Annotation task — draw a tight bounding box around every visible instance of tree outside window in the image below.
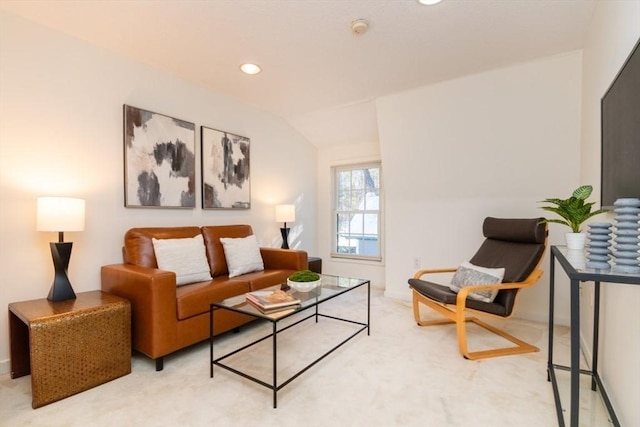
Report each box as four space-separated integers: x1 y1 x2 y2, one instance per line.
333 163 381 260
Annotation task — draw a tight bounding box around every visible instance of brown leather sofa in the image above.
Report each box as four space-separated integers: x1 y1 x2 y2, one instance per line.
101 225 307 371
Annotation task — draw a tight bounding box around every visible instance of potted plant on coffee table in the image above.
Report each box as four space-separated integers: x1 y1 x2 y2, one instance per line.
538 185 608 250
287 270 321 292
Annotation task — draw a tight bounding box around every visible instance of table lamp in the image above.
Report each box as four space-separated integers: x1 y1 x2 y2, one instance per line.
37 197 85 302
275 204 295 249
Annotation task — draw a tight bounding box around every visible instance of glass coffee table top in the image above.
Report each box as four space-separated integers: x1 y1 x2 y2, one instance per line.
213 274 369 320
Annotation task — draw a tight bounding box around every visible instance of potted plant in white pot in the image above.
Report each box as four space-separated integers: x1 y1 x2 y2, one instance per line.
287 270 321 292
539 185 608 250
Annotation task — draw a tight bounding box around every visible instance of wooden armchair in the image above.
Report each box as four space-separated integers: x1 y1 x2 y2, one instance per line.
408 217 547 360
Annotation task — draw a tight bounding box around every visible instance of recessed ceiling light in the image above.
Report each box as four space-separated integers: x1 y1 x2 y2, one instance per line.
418 0 442 5
240 63 261 75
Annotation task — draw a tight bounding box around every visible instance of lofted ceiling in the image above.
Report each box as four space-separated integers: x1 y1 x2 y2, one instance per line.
1 0 596 146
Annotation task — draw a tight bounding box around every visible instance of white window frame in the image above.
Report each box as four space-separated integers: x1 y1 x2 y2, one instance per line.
331 162 383 262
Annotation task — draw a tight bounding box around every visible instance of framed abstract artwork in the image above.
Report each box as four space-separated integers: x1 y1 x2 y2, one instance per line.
123 105 196 208
201 126 251 209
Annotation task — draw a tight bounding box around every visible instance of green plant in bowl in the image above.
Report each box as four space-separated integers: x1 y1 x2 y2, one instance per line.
288 270 321 282
287 270 321 292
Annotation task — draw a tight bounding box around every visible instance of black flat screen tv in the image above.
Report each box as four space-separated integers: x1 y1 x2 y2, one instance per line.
601 37 640 209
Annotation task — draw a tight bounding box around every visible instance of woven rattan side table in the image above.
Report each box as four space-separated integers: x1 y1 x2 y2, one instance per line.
9 290 131 408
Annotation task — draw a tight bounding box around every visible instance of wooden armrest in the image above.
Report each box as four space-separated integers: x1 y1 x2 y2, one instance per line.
413 268 457 280
455 269 543 307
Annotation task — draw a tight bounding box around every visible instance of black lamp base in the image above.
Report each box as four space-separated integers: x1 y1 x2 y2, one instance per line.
280 227 290 249
47 242 77 302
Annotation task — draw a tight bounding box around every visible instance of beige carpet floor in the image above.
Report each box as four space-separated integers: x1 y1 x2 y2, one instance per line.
0 287 611 427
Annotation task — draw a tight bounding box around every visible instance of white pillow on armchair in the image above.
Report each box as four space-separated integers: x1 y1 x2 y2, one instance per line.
448 261 505 303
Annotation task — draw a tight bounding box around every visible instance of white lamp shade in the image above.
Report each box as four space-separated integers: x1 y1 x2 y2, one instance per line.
275 204 295 223
37 197 85 232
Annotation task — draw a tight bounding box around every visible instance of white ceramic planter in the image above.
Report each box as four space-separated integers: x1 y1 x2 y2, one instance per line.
287 278 321 292
565 232 587 250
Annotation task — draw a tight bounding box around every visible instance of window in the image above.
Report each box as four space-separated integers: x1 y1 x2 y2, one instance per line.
332 163 382 261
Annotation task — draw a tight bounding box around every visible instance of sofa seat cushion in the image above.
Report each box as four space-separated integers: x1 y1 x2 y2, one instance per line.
237 269 296 291
176 277 251 320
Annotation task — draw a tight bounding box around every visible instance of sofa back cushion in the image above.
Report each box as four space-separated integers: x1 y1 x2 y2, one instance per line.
124 227 201 268
201 225 254 277
220 235 265 278
152 234 213 285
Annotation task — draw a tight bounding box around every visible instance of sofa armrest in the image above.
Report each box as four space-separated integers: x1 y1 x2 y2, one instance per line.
260 248 308 271
100 264 179 358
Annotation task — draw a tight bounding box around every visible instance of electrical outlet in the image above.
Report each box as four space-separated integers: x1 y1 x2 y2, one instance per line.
414 257 420 269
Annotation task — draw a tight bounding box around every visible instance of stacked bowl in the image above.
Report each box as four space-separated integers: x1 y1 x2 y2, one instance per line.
586 222 613 270
611 198 640 274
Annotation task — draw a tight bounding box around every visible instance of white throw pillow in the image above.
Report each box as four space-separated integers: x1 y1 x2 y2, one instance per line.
152 235 212 286
448 261 505 303
220 235 264 278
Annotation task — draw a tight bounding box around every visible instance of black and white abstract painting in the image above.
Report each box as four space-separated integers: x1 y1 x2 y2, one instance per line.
124 105 196 208
201 126 250 209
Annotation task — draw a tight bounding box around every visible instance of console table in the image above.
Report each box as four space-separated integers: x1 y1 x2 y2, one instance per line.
548 246 639 427
9 291 131 408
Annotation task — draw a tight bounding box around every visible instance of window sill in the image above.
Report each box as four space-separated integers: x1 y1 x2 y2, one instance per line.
330 253 383 264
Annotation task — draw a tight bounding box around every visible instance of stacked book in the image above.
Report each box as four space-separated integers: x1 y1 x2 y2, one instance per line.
246 289 301 314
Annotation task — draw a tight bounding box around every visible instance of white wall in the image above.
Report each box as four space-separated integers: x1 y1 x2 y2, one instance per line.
316 142 385 288
3 6 638 423
0 12 317 371
578 2 640 426
376 51 584 325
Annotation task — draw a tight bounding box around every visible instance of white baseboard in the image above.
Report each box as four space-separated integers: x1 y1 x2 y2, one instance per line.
383 289 411 302
0 359 10 376
516 309 569 326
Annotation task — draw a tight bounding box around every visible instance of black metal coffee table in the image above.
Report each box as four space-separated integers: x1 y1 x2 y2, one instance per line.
209 274 370 408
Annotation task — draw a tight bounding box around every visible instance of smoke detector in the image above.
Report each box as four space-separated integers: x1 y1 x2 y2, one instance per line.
350 19 369 35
